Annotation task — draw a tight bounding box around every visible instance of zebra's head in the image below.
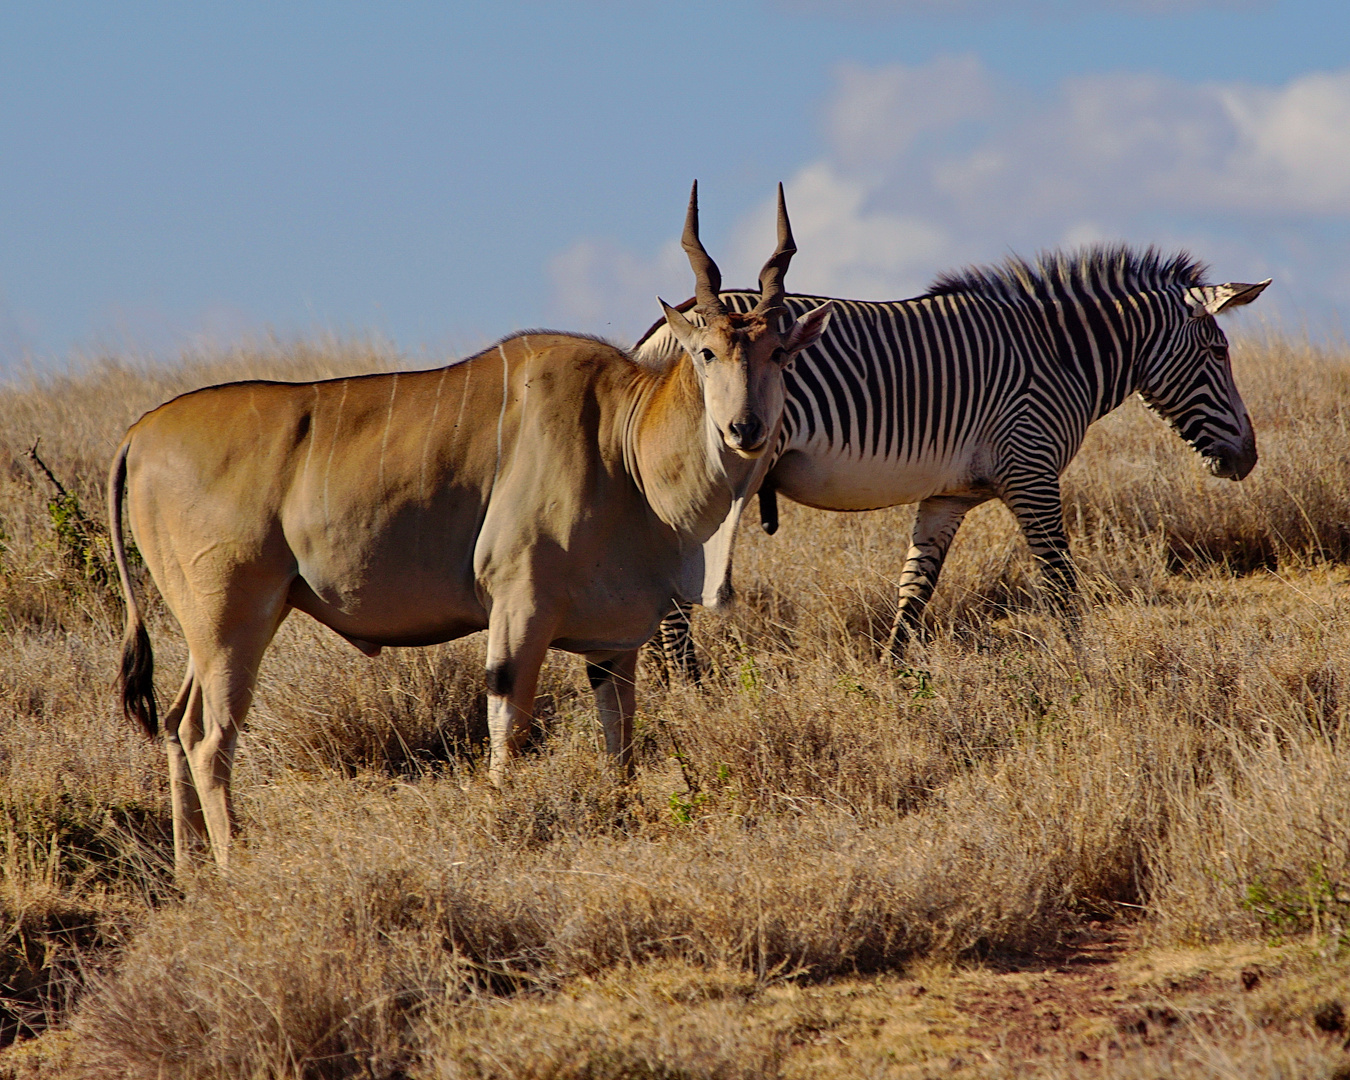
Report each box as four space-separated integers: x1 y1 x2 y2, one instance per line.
1138 278 1270 481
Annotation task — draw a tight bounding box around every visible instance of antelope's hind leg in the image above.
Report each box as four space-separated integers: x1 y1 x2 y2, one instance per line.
586 648 639 776
162 659 208 873
175 601 291 870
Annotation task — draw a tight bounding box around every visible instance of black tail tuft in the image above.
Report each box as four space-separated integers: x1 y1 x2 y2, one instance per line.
120 617 158 738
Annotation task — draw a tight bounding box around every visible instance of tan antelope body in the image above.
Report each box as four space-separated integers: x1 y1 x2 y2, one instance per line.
110 184 832 871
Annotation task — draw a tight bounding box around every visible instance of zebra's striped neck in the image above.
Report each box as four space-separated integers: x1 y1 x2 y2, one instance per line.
638 286 1171 453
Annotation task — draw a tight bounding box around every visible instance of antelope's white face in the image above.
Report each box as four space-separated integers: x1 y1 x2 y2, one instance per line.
659 180 832 458
661 304 833 457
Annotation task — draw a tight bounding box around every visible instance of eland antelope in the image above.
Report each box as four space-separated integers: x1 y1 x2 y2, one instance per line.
638 247 1267 672
110 183 833 871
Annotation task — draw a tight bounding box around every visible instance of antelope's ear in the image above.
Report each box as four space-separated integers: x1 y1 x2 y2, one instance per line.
660 298 706 360
1185 279 1271 318
784 301 834 357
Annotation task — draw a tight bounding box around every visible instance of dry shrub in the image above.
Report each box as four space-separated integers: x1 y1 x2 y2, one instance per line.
69 752 1134 1078
422 963 783 1080
242 625 492 778
0 632 169 1045
238 622 601 782
0 629 171 874
1152 728 1350 944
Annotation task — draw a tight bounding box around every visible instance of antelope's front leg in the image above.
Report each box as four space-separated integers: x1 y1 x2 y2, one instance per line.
484 610 553 787
586 649 639 775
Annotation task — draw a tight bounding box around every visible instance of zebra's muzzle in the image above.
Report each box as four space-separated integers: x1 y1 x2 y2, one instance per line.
1205 439 1257 481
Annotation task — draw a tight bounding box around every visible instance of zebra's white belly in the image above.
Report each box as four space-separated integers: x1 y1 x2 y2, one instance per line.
772 444 991 511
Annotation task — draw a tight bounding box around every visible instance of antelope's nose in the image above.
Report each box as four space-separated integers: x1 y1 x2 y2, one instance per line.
727 419 766 452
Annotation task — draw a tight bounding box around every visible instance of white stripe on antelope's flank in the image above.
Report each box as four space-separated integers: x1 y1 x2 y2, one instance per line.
495 343 510 485
420 365 450 504
636 247 1268 677
322 379 349 532
378 372 398 491
108 181 833 875
302 383 320 491
452 354 473 437
518 334 535 421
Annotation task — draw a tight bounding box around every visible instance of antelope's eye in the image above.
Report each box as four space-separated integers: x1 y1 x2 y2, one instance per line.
699 348 717 364
770 347 787 364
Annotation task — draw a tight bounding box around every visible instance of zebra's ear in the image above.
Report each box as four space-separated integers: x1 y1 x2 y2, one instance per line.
784 301 834 360
660 298 707 361
1185 279 1272 318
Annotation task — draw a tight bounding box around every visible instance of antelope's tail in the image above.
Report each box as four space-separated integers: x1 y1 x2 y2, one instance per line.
108 439 157 737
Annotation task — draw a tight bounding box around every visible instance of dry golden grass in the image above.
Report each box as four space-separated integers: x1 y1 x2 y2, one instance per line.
2 333 1349 1078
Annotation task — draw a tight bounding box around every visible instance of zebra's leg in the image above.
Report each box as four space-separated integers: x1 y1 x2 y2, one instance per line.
644 637 671 687
659 601 702 685
887 495 984 660
1001 476 1080 621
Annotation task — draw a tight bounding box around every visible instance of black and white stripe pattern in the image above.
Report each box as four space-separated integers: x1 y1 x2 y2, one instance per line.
636 245 1265 669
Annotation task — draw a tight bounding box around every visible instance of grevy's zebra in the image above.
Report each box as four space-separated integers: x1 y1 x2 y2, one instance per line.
636 246 1269 672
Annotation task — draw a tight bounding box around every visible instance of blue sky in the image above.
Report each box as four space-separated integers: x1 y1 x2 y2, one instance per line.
2 1 1347 371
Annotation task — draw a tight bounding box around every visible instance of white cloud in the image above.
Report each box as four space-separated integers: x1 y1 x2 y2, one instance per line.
826 56 994 168
921 68 1350 220
550 57 1350 336
1215 71 1350 212
547 237 689 342
725 163 954 300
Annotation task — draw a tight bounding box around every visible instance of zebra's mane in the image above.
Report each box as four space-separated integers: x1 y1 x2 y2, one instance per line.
924 244 1210 303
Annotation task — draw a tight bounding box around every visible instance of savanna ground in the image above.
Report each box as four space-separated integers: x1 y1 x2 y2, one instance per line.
2 333 1350 1078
